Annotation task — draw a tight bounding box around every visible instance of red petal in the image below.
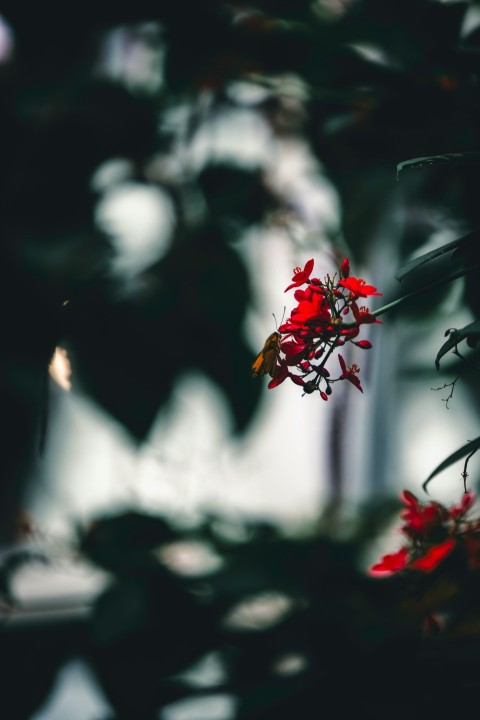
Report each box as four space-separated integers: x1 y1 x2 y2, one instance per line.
289 374 305 386
268 374 287 389
411 539 455 571
304 258 314 276
401 490 418 506
370 547 409 576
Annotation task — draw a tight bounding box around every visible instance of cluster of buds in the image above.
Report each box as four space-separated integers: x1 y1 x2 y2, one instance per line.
269 257 382 398
370 490 480 575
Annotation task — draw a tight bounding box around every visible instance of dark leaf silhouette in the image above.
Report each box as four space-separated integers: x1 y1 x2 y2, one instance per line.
423 436 480 491
435 320 480 370
397 152 480 180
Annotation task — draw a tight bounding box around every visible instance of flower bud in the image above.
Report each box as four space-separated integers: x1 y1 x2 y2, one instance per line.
304 380 317 394
356 340 372 349
340 258 350 278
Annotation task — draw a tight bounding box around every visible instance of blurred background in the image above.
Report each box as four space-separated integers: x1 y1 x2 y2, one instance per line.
2 1 480 718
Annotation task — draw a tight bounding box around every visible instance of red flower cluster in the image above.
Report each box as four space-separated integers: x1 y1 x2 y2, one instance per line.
370 490 479 576
269 258 382 397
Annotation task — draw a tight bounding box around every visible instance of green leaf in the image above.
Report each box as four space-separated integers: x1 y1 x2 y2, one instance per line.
397 152 480 180
423 436 480 491
435 320 480 370
395 228 480 283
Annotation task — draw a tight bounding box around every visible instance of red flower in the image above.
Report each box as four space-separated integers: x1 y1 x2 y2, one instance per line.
289 286 332 329
284 258 315 292
267 362 289 389
400 494 448 540
267 362 305 389
351 303 382 325
339 276 382 298
370 547 409 576
411 538 456 571
281 338 309 365
338 354 363 392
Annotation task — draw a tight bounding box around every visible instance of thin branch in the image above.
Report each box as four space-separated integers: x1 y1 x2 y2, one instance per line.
431 377 459 409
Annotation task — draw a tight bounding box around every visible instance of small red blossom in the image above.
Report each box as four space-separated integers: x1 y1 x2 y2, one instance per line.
289 288 332 328
284 258 315 292
281 338 309 365
267 362 305 389
338 354 363 392
370 490 480 632
339 276 382 298
399 491 449 540
351 303 382 325
372 491 479 576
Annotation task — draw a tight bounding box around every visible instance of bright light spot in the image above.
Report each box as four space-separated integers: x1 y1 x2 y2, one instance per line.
0 16 14 63
97 23 165 94
461 6 480 38
157 540 223 577
49 347 72 391
176 652 226 688
189 108 272 171
311 0 358 21
222 591 295 631
348 42 399 68
226 80 272 106
31 659 112 720
91 157 134 193
272 652 308 676
95 181 175 278
162 694 236 720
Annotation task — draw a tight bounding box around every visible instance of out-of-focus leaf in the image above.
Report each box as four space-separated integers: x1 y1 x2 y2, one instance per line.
395 228 480 283
68 293 181 441
397 152 480 180
435 320 480 370
79 511 178 574
423 436 480 491
198 164 272 224
90 571 218 716
0 618 87 720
